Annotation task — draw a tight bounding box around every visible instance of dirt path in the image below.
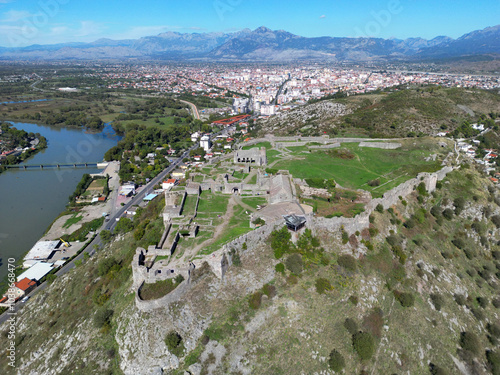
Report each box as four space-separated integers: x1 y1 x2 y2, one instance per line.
183 195 237 261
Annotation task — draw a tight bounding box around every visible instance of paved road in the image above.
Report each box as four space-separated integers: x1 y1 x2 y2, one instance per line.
0 143 200 326
179 100 200 120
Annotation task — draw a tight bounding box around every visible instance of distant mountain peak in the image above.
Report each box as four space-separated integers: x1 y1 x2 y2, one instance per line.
0 24 498 61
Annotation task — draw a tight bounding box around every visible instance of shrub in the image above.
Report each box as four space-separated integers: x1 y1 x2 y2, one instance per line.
262 284 276 298
471 307 485 321
368 179 380 187
275 263 285 274
417 182 427 196
451 238 465 249
341 229 349 244
375 204 384 213
430 293 445 311
404 218 415 229
165 331 183 355
344 318 358 334
486 350 500 375
349 295 359 305
454 294 466 306
487 323 500 339
315 278 332 294
368 227 379 238
460 332 481 356
286 275 298 285
328 349 345 372
493 297 500 309
477 296 489 308
492 215 500 228
442 208 454 220
285 253 303 275
94 308 113 329
430 206 441 218
352 331 376 360
249 291 263 309
338 254 357 271
98 257 119 277
270 227 292 259
429 363 450 375
393 290 415 307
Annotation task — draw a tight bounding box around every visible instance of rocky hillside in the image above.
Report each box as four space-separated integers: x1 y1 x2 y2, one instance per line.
260 87 500 138
2 153 500 374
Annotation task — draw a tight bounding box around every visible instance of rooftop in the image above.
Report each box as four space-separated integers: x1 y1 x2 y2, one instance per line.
24 240 61 261
17 262 54 282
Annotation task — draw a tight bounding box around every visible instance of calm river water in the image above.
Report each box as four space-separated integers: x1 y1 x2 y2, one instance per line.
0 122 120 280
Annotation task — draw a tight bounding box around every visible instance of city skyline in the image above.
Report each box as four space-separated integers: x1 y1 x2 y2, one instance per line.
0 0 499 47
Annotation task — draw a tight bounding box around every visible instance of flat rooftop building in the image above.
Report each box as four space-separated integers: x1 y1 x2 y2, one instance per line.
17 262 54 282
24 240 61 264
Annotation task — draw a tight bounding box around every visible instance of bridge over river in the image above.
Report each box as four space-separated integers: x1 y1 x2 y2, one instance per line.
3 162 108 170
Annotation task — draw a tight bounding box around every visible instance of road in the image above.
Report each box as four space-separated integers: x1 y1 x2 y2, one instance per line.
179 100 200 120
0 143 200 326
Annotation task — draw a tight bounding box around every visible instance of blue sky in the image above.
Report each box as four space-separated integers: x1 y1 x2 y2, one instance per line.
0 0 499 47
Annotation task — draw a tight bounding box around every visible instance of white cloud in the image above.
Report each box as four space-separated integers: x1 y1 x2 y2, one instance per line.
319 15 326 19
1 10 34 23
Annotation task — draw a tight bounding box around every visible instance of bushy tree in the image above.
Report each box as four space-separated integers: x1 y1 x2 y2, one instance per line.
352 331 376 360
285 253 303 275
328 349 345 372
338 254 357 271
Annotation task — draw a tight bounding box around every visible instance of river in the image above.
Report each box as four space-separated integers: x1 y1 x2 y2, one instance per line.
0 122 120 281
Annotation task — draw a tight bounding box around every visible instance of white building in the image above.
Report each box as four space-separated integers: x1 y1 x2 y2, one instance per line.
200 135 212 151
260 105 275 116
191 132 200 142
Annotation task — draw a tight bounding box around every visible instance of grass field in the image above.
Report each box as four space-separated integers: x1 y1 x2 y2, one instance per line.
200 204 252 255
242 141 272 150
197 192 229 214
240 196 267 209
63 213 83 229
182 195 198 216
274 142 445 197
267 150 282 164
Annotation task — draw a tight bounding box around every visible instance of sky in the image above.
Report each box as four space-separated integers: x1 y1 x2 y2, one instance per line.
0 0 499 47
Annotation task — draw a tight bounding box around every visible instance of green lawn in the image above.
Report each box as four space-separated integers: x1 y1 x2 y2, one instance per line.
274 143 443 197
242 141 272 150
267 150 282 164
197 193 229 214
241 197 267 209
182 195 198 216
63 213 83 229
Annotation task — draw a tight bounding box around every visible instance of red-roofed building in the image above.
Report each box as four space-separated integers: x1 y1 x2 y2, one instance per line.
0 278 36 306
162 178 178 190
15 278 36 294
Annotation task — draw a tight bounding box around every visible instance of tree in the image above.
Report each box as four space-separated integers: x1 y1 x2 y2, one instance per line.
100 230 112 243
328 349 345 372
352 331 376 360
165 331 183 355
94 308 113 329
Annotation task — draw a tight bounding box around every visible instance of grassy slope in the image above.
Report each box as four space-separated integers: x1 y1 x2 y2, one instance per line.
262 87 500 138
4 164 500 375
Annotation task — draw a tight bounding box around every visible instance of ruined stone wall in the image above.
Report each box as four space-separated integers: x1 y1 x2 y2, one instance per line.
359 142 401 149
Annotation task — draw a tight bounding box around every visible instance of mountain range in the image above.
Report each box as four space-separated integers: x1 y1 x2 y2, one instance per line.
0 25 499 62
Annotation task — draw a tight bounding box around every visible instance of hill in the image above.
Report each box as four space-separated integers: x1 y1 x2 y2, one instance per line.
1 25 499 62
2 134 500 374
260 87 500 138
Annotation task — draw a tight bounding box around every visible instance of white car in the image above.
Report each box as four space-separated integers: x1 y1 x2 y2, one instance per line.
21 296 30 303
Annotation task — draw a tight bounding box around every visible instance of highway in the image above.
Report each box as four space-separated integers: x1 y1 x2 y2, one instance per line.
0 143 199 326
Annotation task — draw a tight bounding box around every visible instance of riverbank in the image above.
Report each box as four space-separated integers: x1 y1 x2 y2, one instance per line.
0 122 48 173
0 122 120 283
